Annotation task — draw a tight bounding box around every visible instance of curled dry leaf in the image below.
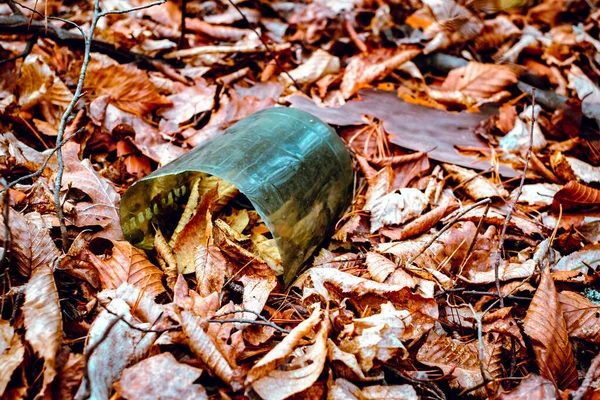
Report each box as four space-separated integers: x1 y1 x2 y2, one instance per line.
328 378 418 400
499 105 547 154
444 163 508 199
86 239 166 297
568 64 600 125
338 302 436 371
75 297 163 400
23 265 63 398
368 188 428 233
60 142 122 239
195 244 227 297
249 306 330 400
114 353 208 400
0 132 54 176
341 48 421 98
512 183 561 208
0 208 61 277
559 291 600 343
365 252 396 283
523 266 578 390
84 55 171 115
0 320 25 395
240 273 278 321
552 181 600 212
17 54 73 110
179 310 244 391
328 339 382 382
282 49 340 87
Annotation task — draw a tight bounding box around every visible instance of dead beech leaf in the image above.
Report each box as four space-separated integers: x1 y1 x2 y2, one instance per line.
512 183 561 208
0 132 55 176
282 49 340 87
568 64 600 125
249 306 330 400
115 353 207 400
0 320 25 395
240 273 277 321
365 252 396 283
552 181 600 212
497 373 557 400
23 265 63 398
523 266 578 390
444 163 508 199
75 297 165 400
499 105 547 154
60 143 122 239
195 244 227 297
368 188 428 233
341 48 421 98
441 62 518 102
328 339 382 382
553 243 600 273
179 310 244 391
55 352 85 400
328 378 418 400
86 239 166 297
416 329 486 396
338 302 435 371
84 55 171 115
559 291 600 342
0 208 61 277
17 54 73 110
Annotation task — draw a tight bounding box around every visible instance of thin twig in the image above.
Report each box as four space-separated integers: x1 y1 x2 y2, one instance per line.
207 318 290 333
97 301 179 333
493 90 536 307
179 0 186 48
383 365 447 400
0 35 36 65
97 0 166 17
468 303 488 392
225 0 300 91
406 198 492 266
211 309 290 333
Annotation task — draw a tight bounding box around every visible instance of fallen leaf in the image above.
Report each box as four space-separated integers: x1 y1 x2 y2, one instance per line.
328 378 418 400
114 353 208 400
441 62 519 102
553 243 600 273
0 132 54 176
367 188 428 233
85 239 166 297
282 49 340 87
523 266 578 390
559 290 600 343
341 48 421 98
497 373 557 399
444 163 508 199
365 252 396 283
23 265 63 398
0 320 25 395
552 181 600 212
568 64 600 125
195 244 227 297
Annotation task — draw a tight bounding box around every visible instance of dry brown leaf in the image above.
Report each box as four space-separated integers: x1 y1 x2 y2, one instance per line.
512 183 562 208
338 302 435 371
552 181 600 212
249 306 330 400
240 273 277 321
559 291 600 342
114 353 207 400
60 143 122 239
195 244 227 297
568 64 600 125
180 310 244 391
328 339 383 382
173 187 218 274
365 252 396 283
17 54 73 110
328 378 418 400
55 352 85 400
444 163 508 199
84 55 171 115
441 62 518 100
0 208 61 277
75 296 165 400
0 320 25 395
186 18 252 40
86 239 166 297
523 266 578 390
416 328 486 396
341 48 421 98
23 265 63 398
0 132 54 176
497 373 557 399
282 49 340 87
367 188 428 233
157 81 216 126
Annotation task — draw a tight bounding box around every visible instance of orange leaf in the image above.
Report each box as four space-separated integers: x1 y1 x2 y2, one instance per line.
559 291 600 343
523 266 578 390
552 181 600 212
441 62 519 101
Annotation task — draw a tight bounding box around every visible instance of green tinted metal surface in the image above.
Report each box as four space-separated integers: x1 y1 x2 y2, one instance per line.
120 107 353 285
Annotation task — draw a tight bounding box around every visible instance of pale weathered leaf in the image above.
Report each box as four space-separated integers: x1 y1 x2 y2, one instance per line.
368 188 428 233
24 265 63 398
75 297 162 400
568 64 600 125
553 243 600 273
497 373 557 399
282 49 340 87
365 252 396 283
523 266 578 390
0 208 61 276
0 132 54 176
114 353 207 400
0 320 25 395
17 54 72 110
250 306 330 400
444 163 508 199
86 239 166 297
328 378 418 400
195 244 227 297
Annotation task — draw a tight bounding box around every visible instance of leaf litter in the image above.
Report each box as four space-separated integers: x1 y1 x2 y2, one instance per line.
2 0 600 398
